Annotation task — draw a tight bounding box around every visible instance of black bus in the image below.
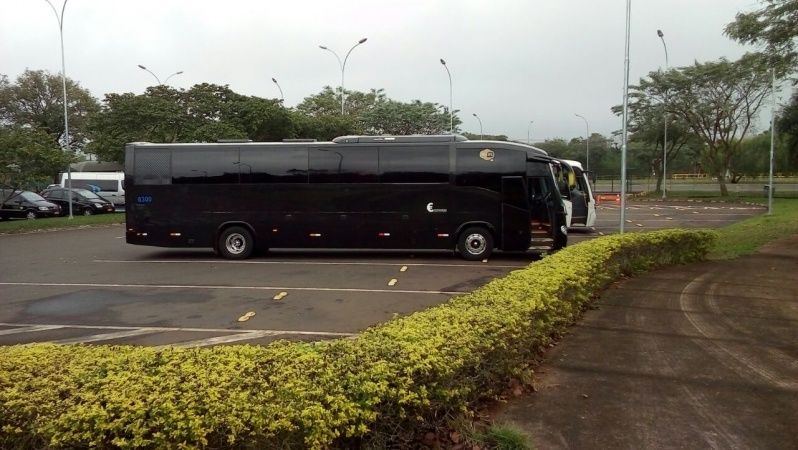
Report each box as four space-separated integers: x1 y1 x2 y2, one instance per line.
125 135 568 260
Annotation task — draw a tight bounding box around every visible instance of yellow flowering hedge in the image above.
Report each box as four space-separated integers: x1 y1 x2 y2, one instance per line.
0 229 716 449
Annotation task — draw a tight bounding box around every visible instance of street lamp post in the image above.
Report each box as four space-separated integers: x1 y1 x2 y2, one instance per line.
271 77 284 103
657 29 669 199
472 113 483 139
575 113 590 171
440 59 453 133
137 64 183 85
319 38 368 114
620 0 632 234
527 120 534 145
45 0 73 218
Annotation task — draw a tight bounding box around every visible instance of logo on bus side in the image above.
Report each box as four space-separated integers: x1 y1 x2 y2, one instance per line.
426 202 447 213
479 149 495 161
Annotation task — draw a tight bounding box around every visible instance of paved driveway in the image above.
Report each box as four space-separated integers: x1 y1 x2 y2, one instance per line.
0 201 764 347
498 234 798 450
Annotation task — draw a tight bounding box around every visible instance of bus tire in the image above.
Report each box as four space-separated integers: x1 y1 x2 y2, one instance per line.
457 227 494 261
218 226 254 260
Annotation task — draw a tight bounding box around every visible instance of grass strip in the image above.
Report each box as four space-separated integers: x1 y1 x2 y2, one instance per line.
0 213 124 234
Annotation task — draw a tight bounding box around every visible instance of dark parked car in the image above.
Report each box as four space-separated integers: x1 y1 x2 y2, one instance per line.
0 190 61 220
40 187 115 216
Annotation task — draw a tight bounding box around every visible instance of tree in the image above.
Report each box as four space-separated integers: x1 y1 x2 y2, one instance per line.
778 91 798 168
724 0 798 73
296 87 386 118
0 126 75 189
464 133 508 141
227 96 296 142
733 131 791 179
613 87 699 192
0 69 100 151
87 88 187 162
88 84 295 162
296 87 462 137
360 99 454 135
629 54 773 195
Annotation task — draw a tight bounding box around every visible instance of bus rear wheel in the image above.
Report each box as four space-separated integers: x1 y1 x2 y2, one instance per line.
218 226 254 260
457 227 494 261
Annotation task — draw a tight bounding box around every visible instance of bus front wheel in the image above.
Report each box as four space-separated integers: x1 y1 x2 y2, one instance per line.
218 226 254 260
457 227 494 261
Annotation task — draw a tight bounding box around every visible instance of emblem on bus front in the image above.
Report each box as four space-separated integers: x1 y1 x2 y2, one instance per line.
426 202 447 213
479 149 495 161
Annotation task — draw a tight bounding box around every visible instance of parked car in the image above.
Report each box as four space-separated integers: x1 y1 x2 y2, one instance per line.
0 189 61 220
40 187 115 216
58 172 125 206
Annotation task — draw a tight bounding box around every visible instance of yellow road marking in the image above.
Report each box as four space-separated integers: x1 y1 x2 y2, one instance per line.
273 291 288 300
237 311 256 322
388 278 398 286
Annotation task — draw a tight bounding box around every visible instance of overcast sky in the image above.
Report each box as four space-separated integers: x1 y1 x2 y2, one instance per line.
0 0 780 142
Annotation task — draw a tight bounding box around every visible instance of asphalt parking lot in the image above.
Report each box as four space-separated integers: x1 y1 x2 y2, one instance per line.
0 201 765 347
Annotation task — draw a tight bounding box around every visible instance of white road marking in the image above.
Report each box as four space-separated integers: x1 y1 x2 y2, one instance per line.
167 330 279 348
51 328 161 344
0 281 466 295
0 322 355 338
0 325 63 336
93 259 526 269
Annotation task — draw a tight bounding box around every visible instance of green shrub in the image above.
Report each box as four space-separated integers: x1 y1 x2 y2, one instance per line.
0 229 716 449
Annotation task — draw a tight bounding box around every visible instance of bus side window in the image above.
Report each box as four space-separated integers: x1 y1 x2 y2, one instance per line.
529 177 548 201
134 148 172 185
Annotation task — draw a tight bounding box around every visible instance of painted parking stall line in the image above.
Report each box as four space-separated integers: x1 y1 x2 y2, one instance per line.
165 330 280 348
0 282 468 295
52 328 161 344
0 322 355 346
0 325 64 336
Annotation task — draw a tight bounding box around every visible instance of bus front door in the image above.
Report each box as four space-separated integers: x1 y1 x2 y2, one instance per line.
501 176 531 251
570 187 589 226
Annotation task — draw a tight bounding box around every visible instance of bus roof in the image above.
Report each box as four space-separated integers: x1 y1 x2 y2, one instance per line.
128 135 551 160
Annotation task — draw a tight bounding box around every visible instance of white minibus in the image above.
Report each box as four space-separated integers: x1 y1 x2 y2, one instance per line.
60 172 125 206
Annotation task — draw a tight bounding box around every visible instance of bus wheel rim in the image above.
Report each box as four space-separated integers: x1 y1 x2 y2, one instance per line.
465 233 486 255
225 233 247 254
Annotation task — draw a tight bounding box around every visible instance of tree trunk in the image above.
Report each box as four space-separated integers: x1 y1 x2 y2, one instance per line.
718 172 729 196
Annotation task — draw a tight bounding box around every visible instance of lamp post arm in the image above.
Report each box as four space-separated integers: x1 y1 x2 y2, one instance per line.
163 71 183 85
272 78 284 103
340 40 365 115
139 66 161 85
659 37 669 68
441 62 453 133
321 47 344 113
